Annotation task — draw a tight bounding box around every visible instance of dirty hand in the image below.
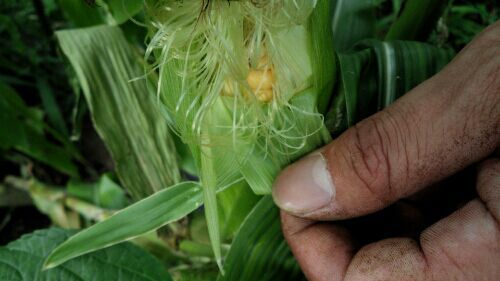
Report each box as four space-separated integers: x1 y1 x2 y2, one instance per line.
272 22 500 281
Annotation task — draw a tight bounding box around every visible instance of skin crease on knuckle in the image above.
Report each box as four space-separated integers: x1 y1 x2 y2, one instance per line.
339 109 415 205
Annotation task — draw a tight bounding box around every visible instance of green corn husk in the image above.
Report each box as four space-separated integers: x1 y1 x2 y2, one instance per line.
145 0 335 270
147 0 335 192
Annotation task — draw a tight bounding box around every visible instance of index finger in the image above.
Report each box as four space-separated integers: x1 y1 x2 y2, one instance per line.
273 21 500 221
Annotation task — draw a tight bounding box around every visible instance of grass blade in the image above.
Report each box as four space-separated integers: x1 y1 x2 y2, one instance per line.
200 143 224 272
44 181 203 269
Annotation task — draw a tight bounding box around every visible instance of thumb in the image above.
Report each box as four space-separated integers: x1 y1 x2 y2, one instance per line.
272 23 500 220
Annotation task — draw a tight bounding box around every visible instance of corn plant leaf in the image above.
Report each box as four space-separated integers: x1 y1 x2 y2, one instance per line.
327 40 454 134
37 78 69 136
200 144 224 272
217 181 260 240
105 0 143 24
331 0 377 52
310 0 336 114
219 196 303 281
0 228 172 281
385 0 448 41
44 181 203 269
0 82 79 177
57 0 105 27
56 25 180 200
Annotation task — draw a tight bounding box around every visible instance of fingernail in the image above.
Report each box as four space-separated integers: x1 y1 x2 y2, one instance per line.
272 152 335 213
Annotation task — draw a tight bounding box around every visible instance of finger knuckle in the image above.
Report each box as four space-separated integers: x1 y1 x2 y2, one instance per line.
346 116 394 204
345 107 418 203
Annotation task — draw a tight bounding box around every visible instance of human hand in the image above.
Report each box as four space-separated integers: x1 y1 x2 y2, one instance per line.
272 21 500 281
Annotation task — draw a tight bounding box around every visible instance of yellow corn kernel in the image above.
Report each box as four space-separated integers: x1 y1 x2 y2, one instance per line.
255 89 273 102
246 69 274 90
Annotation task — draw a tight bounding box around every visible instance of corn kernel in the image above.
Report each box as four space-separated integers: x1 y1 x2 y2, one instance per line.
255 89 273 102
246 69 274 90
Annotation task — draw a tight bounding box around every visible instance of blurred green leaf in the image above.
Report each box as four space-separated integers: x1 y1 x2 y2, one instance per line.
217 181 260 240
179 239 229 258
67 174 127 209
56 25 180 200
57 0 105 27
331 0 377 51
172 268 218 281
189 211 210 244
385 0 448 41
0 82 79 176
28 179 81 228
37 78 69 136
0 228 172 281
44 181 203 269
444 4 499 48
105 0 143 24
219 196 303 281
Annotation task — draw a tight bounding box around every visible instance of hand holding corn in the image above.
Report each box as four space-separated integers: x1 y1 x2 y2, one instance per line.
273 21 500 281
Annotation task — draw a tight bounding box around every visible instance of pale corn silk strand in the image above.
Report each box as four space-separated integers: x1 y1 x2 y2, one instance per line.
145 0 324 179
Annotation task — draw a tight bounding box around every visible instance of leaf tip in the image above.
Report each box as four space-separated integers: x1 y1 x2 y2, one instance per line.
42 259 56 271
216 258 225 276
43 250 63 271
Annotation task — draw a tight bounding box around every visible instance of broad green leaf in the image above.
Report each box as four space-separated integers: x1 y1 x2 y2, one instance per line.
0 228 172 281
219 196 303 281
44 181 203 269
56 26 180 200
331 0 377 51
385 0 448 41
0 82 79 177
327 40 454 132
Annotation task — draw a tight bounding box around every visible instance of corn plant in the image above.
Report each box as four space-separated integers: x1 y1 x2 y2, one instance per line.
0 0 468 280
